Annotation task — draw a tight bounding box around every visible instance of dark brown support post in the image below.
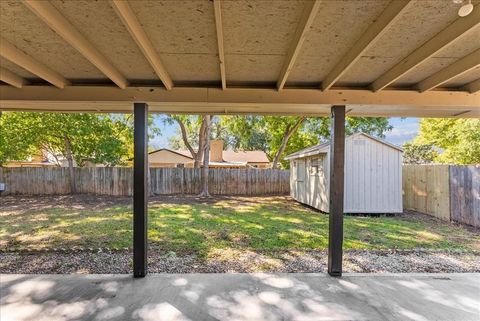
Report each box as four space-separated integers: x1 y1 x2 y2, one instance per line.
328 105 345 277
133 102 148 278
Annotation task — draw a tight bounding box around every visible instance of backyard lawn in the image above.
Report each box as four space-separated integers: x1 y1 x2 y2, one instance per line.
1 195 479 257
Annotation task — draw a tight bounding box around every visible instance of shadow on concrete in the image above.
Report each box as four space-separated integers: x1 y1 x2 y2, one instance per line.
1 273 479 321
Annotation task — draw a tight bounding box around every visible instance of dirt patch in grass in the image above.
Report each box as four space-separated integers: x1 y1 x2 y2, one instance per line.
0 194 132 213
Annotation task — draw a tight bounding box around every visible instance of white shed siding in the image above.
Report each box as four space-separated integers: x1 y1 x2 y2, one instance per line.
289 133 402 214
342 135 402 213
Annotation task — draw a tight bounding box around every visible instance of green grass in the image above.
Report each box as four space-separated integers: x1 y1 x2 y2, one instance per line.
1 196 478 256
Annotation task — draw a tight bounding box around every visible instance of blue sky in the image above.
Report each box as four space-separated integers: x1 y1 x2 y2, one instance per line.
150 115 176 148
150 116 420 149
384 117 419 146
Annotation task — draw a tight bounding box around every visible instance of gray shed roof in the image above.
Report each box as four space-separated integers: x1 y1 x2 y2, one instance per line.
284 132 402 161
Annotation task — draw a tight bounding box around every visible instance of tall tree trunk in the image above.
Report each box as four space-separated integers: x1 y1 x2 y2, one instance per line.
272 116 306 169
42 143 61 167
199 115 211 197
64 135 76 193
194 118 207 168
174 116 209 168
175 118 198 163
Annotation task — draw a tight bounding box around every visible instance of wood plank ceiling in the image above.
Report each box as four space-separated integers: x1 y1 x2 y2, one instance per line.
0 0 479 117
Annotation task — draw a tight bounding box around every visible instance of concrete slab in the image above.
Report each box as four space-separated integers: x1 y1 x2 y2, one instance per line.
1 273 479 321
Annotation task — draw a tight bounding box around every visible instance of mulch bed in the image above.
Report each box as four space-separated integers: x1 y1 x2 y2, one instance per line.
1 248 479 274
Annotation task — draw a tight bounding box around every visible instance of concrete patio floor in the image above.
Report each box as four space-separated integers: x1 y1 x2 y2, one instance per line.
1 273 479 321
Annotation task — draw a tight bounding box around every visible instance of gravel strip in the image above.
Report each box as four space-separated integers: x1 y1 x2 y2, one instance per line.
1 249 479 274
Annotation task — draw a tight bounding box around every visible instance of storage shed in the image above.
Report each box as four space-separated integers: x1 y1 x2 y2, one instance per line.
285 133 403 214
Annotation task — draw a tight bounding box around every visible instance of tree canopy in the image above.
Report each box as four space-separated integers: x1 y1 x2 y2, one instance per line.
413 118 480 165
0 112 133 166
402 142 437 164
167 115 392 168
0 112 40 165
220 116 392 168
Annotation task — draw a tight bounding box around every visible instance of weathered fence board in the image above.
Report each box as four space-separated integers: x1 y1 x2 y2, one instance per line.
403 164 479 227
0 167 290 196
402 165 450 221
450 165 480 227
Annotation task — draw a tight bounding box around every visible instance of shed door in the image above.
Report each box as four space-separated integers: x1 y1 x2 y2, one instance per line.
296 160 306 202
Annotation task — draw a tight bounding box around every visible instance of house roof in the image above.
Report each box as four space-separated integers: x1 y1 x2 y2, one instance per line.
149 148 270 163
0 1 479 117
223 150 270 163
284 132 403 160
148 148 193 160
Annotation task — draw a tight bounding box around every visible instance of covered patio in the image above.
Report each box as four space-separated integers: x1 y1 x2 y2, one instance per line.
1 0 479 278
2 273 479 321
0 1 479 318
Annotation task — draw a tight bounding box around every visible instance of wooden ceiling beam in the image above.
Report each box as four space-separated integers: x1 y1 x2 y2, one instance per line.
321 0 411 91
0 67 29 88
1 88 478 117
23 0 129 89
110 0 173 90
371 4 480 92
0 38 69 88
213 0 226 90
416 49 480 92
1 86 478 112
462 78 480 93
277 0 321 90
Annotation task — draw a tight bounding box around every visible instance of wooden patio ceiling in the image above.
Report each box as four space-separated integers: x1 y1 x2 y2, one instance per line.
0 0 479 117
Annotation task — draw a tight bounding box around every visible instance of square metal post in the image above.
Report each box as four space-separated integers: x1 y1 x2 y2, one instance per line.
328 105 345 277
133 102 148 278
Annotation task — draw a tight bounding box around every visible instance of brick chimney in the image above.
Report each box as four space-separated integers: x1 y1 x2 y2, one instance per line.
210 139 224 162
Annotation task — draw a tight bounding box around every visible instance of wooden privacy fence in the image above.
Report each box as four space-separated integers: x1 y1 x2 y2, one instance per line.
0 167 290 196
403 165 480 227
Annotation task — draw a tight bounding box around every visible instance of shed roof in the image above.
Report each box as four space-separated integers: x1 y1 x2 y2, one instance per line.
0 0 479 117
284 132 403 160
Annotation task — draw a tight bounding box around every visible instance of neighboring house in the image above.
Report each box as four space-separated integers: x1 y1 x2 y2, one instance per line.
148 149 194 168
3 150 92 168
285 133 403 214
149 140 272 169
4 151 57 168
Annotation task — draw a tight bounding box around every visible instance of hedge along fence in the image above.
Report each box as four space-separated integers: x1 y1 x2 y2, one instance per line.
403 165 480 227
0 167 290 196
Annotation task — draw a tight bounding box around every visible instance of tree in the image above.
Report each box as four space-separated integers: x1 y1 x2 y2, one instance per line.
167 115 209 168
167 115 392 169
0 112 41 165
402 142 437 164
271 117 306 169
415 118 480 164
219 115 269 151
0 112 132 192
168 116 226 151
199 115 212 197
166 114 214 196
220 116 312 168
221 115 392 169
109 114 161 160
